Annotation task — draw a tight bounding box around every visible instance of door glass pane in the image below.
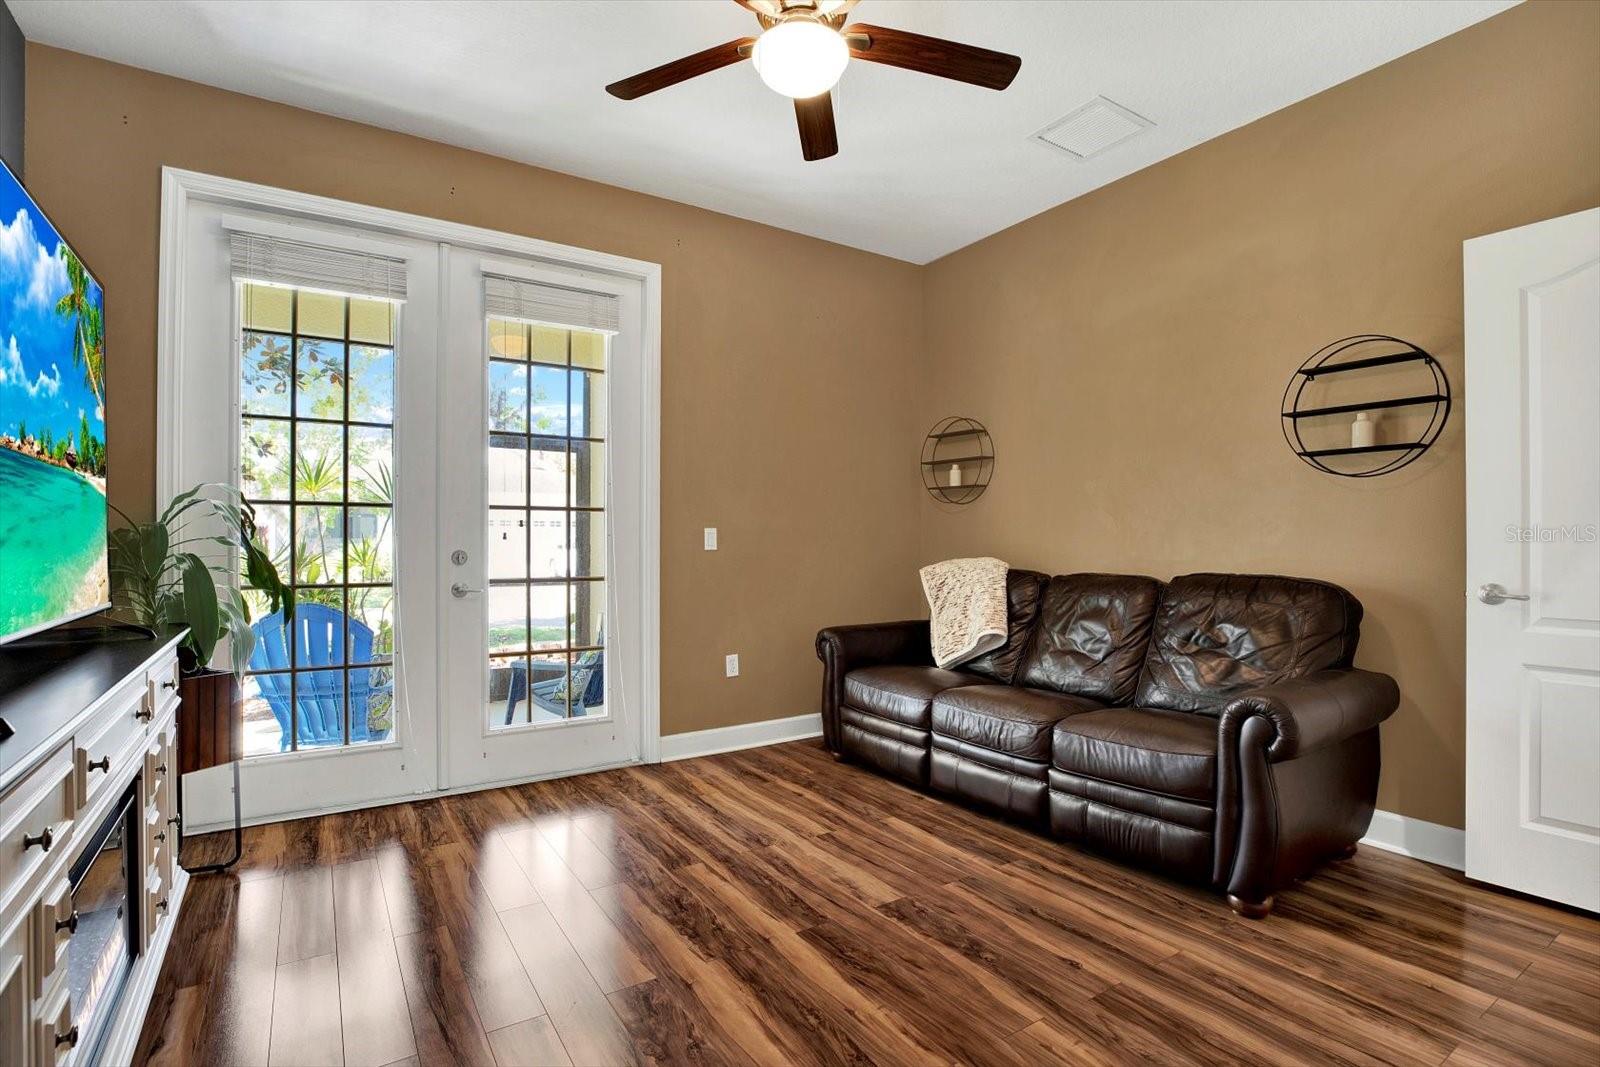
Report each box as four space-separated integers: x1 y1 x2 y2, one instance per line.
295 338 345 419
242 672 288 756
348 586 395 663
529 365 568 436
349 344 395 424
484 315 609 730
530 584 566 651
529 441 567 508
489 510 528 580
349 427 393 502
570 441 604 508
489 362 528 432
295 506 345 585
241 418 291 499
489 434 529 508
347 506 393 583
295 423 345 501
241 332 293 416
570 581 603 648
353 666 395 743
239 282 399 753
571 511 604 578
529 511 567 579
296 290 346 339
488 585 528 654
571 369 605 438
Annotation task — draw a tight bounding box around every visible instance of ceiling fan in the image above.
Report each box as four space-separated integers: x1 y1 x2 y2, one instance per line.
604 0 1022 162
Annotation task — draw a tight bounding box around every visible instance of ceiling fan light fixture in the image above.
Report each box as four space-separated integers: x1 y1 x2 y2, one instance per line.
752 17 849 99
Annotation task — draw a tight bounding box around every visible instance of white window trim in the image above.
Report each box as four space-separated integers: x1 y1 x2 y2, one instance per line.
156 166 663 764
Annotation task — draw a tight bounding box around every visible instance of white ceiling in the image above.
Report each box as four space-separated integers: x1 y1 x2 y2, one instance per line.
12 0 1515 263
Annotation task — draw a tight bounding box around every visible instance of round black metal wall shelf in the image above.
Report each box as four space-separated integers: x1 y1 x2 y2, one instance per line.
1281 334 1451 478
922 416 994 504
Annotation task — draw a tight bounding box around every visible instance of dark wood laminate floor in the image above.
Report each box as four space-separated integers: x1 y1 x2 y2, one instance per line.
136 739 1600 1067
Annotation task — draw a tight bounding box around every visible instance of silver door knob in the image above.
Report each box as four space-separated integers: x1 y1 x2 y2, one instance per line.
450 582 483 599
1478 582 1531 605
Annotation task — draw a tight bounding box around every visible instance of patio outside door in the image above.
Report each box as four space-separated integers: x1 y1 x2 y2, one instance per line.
438 251 651 789
165 171 659 829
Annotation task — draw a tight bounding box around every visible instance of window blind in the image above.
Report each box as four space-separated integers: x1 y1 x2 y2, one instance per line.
483 274 620 334
228 231 408 302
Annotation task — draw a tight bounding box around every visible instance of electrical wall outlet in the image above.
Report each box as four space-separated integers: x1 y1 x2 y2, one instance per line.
704 527 718 550
724 653 739 677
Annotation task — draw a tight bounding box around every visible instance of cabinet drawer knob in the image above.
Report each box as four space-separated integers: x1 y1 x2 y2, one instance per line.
135 706 153 723
155 830 167 843
23 826 54 852
156 896 170 914
55 1025 78 1049
56 910 79 935
161 679 177 691
155 763 168 776
168 815 182 828
86 755 112 774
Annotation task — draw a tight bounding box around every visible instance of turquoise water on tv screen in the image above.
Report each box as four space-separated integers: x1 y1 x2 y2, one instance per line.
0 448 109 636
1 157 110 639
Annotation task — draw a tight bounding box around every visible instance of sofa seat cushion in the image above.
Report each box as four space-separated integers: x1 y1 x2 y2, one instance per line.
844 665 988 728
932 685 1105 762
1050 707 1217 802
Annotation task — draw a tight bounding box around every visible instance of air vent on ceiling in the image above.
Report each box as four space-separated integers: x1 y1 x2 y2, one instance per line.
1032 97 1153 161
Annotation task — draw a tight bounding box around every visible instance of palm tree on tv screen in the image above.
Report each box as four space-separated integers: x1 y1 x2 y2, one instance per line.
54 246 106 412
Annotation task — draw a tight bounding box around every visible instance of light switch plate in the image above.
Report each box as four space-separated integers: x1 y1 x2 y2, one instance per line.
724 653 739 677
704 527 718 550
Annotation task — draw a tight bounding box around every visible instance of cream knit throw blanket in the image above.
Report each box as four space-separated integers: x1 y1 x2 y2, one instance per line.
919 557 1009 669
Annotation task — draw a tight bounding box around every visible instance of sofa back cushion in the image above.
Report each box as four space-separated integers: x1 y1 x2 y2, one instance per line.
960 569 1048 685
1134 573 1363 714
1016 573 1162 703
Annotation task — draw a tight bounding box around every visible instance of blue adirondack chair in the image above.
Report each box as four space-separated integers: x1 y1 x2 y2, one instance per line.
250 603 393 749
504 651 603 725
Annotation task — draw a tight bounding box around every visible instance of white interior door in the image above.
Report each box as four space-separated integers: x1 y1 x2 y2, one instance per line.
1464 207 1600 912
438 251 650 789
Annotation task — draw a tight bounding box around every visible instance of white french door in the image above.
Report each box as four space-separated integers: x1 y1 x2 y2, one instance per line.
162 171 659 829
173 204 444 825
438 252 649 789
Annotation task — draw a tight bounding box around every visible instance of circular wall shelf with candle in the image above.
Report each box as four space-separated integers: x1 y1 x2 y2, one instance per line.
922 416 994 504
1281 334 1452 478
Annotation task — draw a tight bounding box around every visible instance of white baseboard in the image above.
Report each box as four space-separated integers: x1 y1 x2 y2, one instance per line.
1361 809 1466 871
659 713 822 762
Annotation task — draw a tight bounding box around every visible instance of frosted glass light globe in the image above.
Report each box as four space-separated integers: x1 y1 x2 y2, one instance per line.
752 19 849 99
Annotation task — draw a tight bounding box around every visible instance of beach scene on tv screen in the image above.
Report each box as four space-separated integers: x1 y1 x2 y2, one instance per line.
0 166 109 638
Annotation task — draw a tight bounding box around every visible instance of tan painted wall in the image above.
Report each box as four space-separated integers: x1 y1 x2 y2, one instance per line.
23 1 1599 824
23 44 928 740
917 0 1600 829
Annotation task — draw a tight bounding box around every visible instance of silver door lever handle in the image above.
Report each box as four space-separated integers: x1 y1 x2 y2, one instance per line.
1478 582 1531 605
451 583 483 599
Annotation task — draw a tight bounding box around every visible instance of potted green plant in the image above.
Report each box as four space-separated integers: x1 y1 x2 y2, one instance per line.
108 483 293 770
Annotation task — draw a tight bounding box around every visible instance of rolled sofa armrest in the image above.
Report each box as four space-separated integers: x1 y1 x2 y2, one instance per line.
1216 668 1399 906
1219 669 1400 763
815 621 932 752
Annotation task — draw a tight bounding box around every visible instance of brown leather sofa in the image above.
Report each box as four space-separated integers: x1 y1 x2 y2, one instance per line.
816 571 1399 917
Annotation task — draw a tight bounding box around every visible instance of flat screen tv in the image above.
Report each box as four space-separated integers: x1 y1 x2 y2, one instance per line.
0 158 109 643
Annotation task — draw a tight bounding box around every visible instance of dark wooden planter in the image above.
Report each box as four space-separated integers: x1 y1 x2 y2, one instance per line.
178 668 240 776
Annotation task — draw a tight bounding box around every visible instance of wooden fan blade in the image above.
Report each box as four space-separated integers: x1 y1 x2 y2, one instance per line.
794 92 838 161
606 38 756 100
843 24 1021 90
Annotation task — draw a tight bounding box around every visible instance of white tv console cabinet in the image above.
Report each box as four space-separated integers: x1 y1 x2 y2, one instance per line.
0 629 187 1067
